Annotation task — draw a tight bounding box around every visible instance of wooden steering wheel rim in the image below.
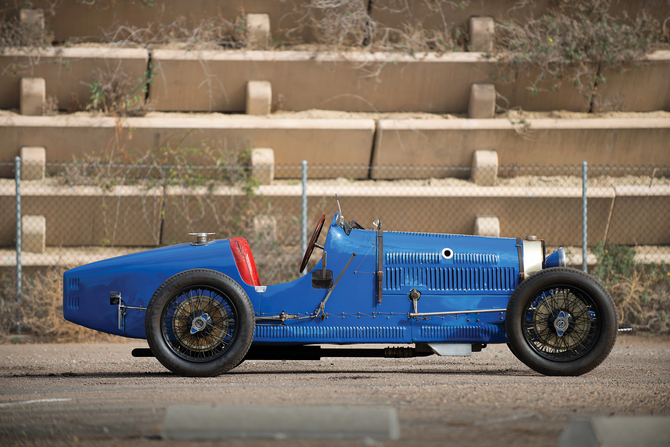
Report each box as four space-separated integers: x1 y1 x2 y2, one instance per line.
299 214 326 273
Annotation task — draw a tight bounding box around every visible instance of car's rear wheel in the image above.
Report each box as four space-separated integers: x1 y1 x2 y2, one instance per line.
505 267 617 376
145 269 255 377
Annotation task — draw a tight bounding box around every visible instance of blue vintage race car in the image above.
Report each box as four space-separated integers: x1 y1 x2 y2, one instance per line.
63 202 618 377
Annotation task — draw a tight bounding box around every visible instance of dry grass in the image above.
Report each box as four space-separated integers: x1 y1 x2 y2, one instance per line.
593 241 670 334
0 268 123 343
94 15 246 50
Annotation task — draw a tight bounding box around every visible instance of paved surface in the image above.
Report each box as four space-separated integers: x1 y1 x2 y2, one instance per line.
0 335 668 447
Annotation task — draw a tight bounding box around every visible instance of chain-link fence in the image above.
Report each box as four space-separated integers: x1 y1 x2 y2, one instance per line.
1 160 669 338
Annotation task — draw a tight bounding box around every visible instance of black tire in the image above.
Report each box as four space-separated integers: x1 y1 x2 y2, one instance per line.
145 269 255 377
505 267 617 376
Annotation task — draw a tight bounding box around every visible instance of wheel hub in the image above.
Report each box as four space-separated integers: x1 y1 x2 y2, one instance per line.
553 311 569 337
532 289 592 350
190 313 211 334
172 295 229 352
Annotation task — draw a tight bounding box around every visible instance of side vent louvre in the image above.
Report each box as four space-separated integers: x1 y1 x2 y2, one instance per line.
69 278 79 291
384 267 516 291
386 252 439 265
453 253 499 265
386 231 451 238
67 296 80 310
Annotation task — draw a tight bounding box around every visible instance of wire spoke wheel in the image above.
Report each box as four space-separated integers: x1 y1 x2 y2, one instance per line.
506 267 617 376
523 285 599 362
162 286 237 362
146 269 255 377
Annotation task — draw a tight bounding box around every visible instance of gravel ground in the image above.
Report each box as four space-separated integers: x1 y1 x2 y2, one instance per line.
0 335 668 447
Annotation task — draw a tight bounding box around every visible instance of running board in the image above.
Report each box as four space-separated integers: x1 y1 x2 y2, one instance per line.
132 343 486 360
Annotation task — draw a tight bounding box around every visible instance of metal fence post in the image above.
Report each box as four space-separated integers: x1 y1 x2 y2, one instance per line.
582 161 587 273
15 156 22 334
302 160 308 258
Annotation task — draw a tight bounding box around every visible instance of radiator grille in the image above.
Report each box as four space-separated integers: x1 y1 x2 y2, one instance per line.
384 267 516 291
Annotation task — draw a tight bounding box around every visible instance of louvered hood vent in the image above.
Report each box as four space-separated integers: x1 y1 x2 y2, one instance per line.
453 253 499 265
384 267 516 292
386 252 440 265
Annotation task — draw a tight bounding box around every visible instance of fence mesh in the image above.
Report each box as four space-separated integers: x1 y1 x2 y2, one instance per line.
1 161 669 338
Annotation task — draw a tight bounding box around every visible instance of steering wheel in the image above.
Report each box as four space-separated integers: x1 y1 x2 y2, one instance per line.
300 214 326 273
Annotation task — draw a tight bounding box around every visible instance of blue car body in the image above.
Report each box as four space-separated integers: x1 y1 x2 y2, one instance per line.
64 214 530 345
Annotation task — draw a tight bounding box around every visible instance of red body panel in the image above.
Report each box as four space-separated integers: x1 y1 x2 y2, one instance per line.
230 237 261 286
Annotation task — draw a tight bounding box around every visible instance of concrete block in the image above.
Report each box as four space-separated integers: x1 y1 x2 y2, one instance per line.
20 147 46 181
250 148 275 185
474 216 500 237
254 215 277 242
371 118 670 179
161 405 400 440
471 150 498 186
246 81 272 115
19 9 45 29
22 215 45 253
469 17 495 53
468 83 496 119
20 78 45 116
246 14 271 49
558 416 670 447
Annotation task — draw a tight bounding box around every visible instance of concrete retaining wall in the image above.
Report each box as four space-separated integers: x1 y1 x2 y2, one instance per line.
150 51 498 113
2 48 668 113
0 115 375 179
2 115 669 180
6 0 663 45
149 50 598 113
0 0 313 44
370 0 669 39
1 181 667 249
593 51 670 112
0 48 149 112
371 118 670 179
608 185 670 245
0 182 163 247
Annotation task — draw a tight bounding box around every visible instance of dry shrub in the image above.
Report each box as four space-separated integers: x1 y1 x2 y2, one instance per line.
42 95 59 115
86 63 155 116
0 269 123 343
297 0 467 53
0 14 53 49
97 15 246 50
495 0 665 97
593 241 670 334
300 0 372 47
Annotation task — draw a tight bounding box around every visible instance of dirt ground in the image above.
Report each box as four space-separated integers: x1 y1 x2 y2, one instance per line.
0 335 668 447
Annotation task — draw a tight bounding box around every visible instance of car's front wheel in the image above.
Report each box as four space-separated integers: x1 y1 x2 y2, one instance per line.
506 267 617 376
145 269 255 377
